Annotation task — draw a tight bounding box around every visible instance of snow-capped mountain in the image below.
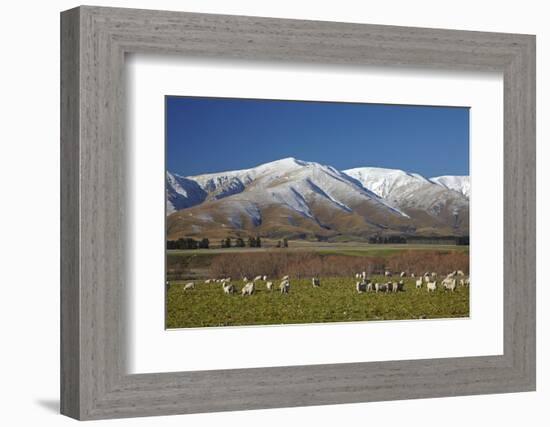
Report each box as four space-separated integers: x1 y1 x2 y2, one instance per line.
167 158 470 241
430 175 470 198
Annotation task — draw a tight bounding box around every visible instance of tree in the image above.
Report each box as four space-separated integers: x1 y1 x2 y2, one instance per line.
276 240 281 248
220 239 226 248
255 236 262 247
248 236 256 248
199 238 210 249
236 237 245 247
283 238 289 248
224 237 232 248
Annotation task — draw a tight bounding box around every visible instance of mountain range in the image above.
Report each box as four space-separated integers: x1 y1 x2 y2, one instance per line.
166 158 469 241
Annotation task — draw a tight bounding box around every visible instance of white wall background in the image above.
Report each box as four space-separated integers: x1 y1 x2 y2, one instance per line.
0 0 546 425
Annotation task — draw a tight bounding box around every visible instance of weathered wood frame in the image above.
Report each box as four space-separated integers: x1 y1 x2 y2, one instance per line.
60 6 536 420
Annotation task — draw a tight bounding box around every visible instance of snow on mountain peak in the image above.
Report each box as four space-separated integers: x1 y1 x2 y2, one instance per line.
430 175 470 198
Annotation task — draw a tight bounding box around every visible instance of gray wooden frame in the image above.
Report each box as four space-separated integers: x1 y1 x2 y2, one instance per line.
60 5 536 420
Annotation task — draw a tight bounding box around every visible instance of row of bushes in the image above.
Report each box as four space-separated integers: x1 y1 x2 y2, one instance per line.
207 250 469 280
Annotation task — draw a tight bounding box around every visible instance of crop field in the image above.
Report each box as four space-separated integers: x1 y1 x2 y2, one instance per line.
166 276 469 328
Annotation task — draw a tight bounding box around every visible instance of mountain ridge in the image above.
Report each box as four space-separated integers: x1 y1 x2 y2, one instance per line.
166 158 469 241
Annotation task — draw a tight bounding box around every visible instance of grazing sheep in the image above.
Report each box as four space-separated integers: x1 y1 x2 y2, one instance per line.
184 282 195 290
204 279 211 284
459 279 466 287
444 279 457 292
266 281 274 291
281 275 289 281
241 282 255 296
366 282 373 292
356 281 367 293
457 270 465 276
243 276 248 282
394 280 404 292
355 273 361 279
312 277 321 287
223 283 235 294
400 271 406 278
416 278 423 289
262 275 268 281
465 277 470 286
374 283 387 293
384 271 392 278
424 274 431 283
280 280 290 294
411 273 416 278
253 275 263 282
431 272 437 279
427 281 437 292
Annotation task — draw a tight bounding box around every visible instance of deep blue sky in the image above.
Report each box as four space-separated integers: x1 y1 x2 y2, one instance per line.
166 96 469 178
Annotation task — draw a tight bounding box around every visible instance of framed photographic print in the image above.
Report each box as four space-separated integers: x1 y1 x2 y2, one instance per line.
61 6 536 420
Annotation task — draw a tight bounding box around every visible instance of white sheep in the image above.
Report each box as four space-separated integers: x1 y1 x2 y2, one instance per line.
400 271 406 278
312 277 321 287
355 273 361 279
362 271 367 280
223 283 235 294
184 282 195 290
280 280 290 294
241 282 255 296
204 279 211 284
416 278 423 289
366 282 373 292
281 275 289 281
411 273 416 278
431 272 437 279
253 275 263 282
424 274 431 283
444 279 457 292
262 275 268 281
375 283 387 293
243 276 248 282
384 271 392 278
427 281 437 292
394 280 404 292
266 281 274 291
457 270 465 276
356 281 367 293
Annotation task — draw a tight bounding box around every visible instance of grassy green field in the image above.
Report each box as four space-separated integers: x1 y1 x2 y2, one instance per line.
166 276 469 329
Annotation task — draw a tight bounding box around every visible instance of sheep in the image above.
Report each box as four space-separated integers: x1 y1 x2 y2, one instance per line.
384 271 392 278
366 282 373 292
362 271 367 280
459 279 466 287
223 283 235 294
243 276 248 282
424 274 431 283
431 272 437 279
411 273 416 278
464 277 470 286
266 281 274 291
444 279 457 292
253 275 263 282
280 280 290 294
241 282 255 296
415 278 423 289
262 275 268 281
184 282 195 291
400 271 406 278
312 277 321 288
204 279 211 284
394 280 404 292
356 281 367 293
355 273 361 279
375 283 387 293
427 281 437 292
457 270 465 276
281 275 289 281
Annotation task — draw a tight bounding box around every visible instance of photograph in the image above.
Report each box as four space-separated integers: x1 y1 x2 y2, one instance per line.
165 96 471 329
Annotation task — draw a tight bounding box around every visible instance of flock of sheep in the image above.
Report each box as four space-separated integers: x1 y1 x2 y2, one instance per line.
354 269 470 294
174 269 469 297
